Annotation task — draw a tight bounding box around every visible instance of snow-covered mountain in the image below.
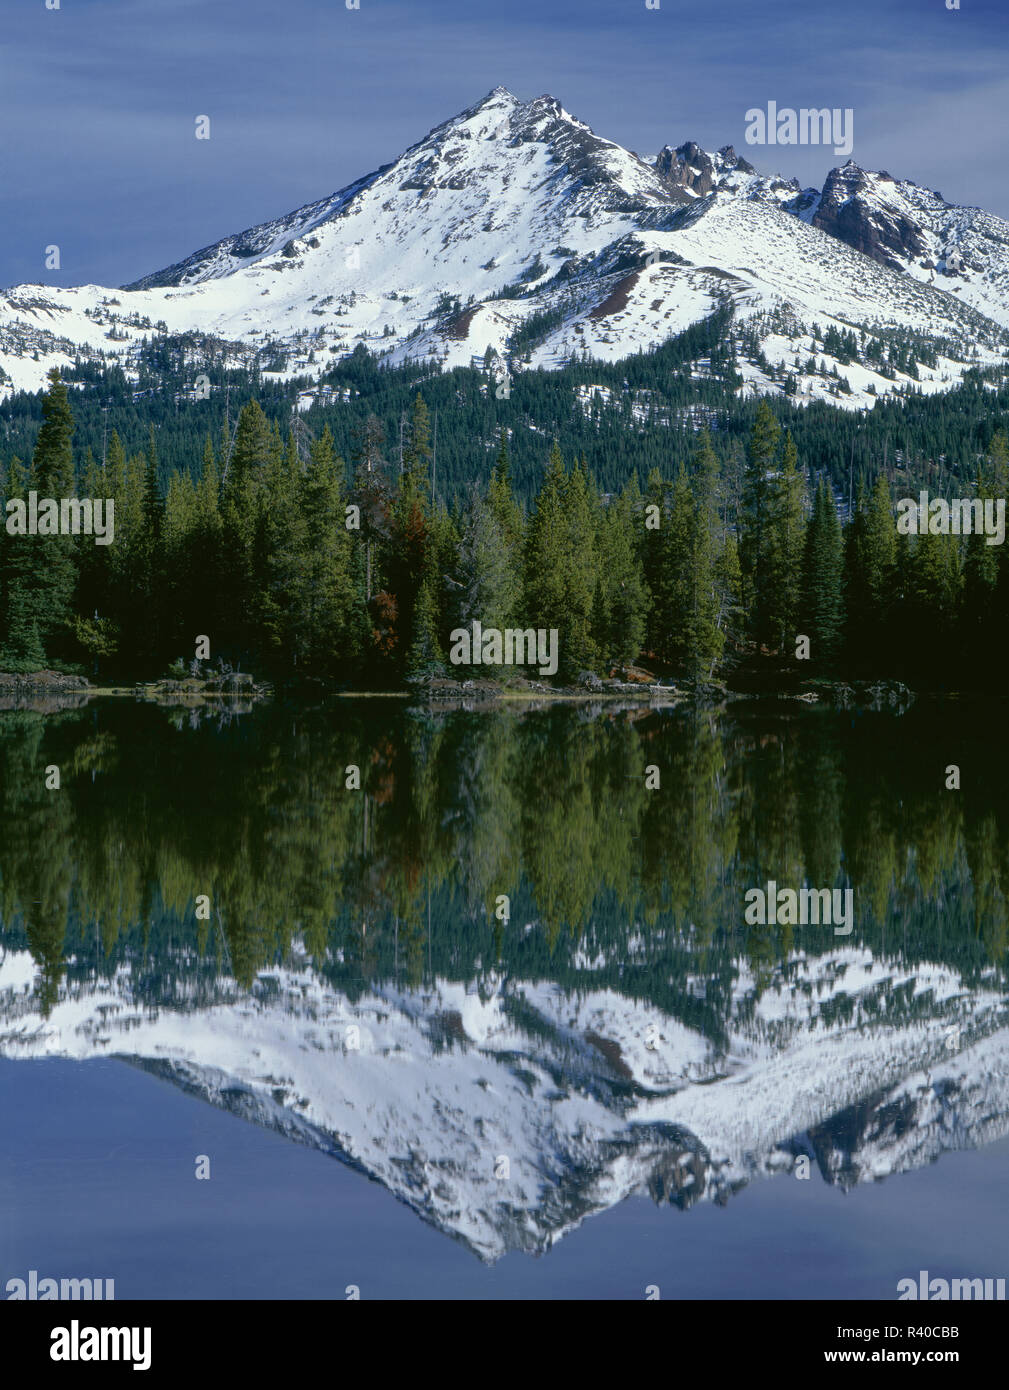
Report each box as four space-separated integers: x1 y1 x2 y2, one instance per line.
806 160 1009 330
2 86 1008 411
2 940 1005 1262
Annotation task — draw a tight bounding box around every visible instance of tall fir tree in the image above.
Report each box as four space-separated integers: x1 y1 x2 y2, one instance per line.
401 393 433 509
740 399 781 650
523 443 569 662
801 479 844 670
764 430 806 654
591 480 648 670
1 369 79 665
685 431 727 680
844 473 896 673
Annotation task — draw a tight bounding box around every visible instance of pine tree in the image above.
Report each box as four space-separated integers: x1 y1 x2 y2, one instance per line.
488 428 523 554
138 425 165 666
591 482 648 670
558 458 600 675
160 467 198 657
844 474 896 672
73 445 119 674
685 431 726 679
740 399 781 650
905 528 960 681
351 413 390 607
297 426 357 673
524 443 569 666
985 431 1009 641
107 450 153 670
456 486 518 636
219 400 278 663
0 456 28 665
641 466 668 661
1 369 79 665
255 430 300 667
659 467 696 671
0 611 46 670
801 480 844 669
764 430 806 653
714 530 743 660
405 573 443 680
401 393 433 508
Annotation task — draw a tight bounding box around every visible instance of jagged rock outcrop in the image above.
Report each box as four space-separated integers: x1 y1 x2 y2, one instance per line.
812 161 928 269
655 140 756 195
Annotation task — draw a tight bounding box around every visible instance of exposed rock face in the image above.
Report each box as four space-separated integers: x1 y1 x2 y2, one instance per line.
503 94 693 215
811 161 927 270
655 140 756 196
0 669 90 691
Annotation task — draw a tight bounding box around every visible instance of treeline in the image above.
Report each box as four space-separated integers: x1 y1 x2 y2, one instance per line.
2 370 1008 687
3 313 1008 509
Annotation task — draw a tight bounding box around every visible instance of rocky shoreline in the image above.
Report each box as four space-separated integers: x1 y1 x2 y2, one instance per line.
137 673 274 703
410 673 917 712
0 669 91 693
0 669 919 714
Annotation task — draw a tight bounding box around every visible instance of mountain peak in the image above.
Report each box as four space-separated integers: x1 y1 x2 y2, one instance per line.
470 85 521 111
455 86 523 119
6 87 1009 405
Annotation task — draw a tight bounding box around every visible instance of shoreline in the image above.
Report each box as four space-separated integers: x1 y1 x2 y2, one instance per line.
0 671 932 713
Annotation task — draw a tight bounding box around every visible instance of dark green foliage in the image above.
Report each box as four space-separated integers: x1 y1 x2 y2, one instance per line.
0 371 79 664
0 358 1007 690
801 480 844 669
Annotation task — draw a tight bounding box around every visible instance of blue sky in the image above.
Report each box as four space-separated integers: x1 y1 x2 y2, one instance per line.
4 0 1008 289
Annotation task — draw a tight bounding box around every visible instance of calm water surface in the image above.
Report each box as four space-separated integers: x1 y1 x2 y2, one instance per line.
1 696 1007 1298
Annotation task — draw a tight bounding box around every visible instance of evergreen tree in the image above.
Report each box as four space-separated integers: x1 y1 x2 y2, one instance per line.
740 399 781 650
401 393 433 508
905 528 960 681
641 466 668 661
591 481 648 670
844 474 896 672
406 573 443 680
219 400 278 664
764 430 806 653
714 530 743 660
558 457 600 676
685 431 726 679
351 413 391 609
523 443 570 669
456 486 518 636
801 479 844 669
1 369 79 664
488 428 524 555
296 426 357 673
659 467 696 671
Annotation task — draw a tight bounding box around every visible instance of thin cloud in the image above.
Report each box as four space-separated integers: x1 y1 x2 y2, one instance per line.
2 0 1008 288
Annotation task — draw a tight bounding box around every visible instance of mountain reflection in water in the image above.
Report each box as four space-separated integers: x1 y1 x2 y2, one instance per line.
1 697 1007 1263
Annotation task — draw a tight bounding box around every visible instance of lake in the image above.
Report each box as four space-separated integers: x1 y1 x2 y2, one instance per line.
1 695 1007 1298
